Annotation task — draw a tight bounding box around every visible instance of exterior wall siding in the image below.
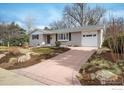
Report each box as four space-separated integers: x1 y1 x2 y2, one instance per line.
100 29 104 48
29 34 45 47
50 34 56 46
97 29 104 48
59 32 81 46
29 32 82 47
97 31 101 48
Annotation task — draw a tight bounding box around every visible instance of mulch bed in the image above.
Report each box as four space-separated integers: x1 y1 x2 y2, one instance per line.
100 51 124 62
0 47 70 70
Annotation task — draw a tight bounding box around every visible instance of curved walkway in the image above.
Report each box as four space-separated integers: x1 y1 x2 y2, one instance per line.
12 47 96 85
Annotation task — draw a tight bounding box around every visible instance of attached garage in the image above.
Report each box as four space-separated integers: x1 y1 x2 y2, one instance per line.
81 32 98 47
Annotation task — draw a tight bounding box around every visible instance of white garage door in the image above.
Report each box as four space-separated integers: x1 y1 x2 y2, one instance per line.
82 32 98 47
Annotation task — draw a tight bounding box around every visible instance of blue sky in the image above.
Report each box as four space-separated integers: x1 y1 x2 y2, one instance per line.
0 3 124 29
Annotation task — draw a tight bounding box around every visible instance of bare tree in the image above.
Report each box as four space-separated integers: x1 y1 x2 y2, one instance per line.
49 20 67 30
0 22 25 47
25 16 35 34
86 6 106 25
64 3 88 26
49 3 106 29
0 23 10 46
64 4 106 26
105 17 124 62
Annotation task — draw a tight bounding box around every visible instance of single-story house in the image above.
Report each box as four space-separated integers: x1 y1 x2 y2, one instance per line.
29 25 106 48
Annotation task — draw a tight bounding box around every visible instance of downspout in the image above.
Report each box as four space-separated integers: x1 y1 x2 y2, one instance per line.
100 25 106 48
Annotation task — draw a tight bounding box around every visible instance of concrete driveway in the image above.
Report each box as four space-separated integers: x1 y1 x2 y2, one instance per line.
13 47 96 85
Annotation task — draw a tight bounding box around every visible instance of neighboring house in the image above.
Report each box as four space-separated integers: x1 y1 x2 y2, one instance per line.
29 25 105 48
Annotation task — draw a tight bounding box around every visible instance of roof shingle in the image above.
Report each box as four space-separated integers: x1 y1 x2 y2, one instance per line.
31 25 105 35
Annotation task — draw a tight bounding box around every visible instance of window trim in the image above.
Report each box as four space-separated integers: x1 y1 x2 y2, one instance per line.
32 34 39 40
83 34 97 37
86 34 92 37
57 33 69 41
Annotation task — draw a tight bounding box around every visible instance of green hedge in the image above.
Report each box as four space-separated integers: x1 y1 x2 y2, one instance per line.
1 34 29 46
55 41 61 47
3 37 28 46
102 36 124 53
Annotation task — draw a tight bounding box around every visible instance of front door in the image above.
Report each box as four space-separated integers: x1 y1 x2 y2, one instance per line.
47 35 51 44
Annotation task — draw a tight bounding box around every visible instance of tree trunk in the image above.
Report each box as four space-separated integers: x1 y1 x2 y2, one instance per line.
7 42 10 47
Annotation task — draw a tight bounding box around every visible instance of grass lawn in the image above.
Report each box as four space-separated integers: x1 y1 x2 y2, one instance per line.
32 47 54 54
0 46 9 53
32 47 70 54
0 46 70 70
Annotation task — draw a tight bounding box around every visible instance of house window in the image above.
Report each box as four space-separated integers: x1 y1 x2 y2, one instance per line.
58 33 69 41
93 34 96 37
32 34 39 40
61 34 63 39
86 34 92 37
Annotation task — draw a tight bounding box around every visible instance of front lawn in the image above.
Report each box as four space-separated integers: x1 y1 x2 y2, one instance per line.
0 46 70 70
0 46 9 54
32 47 54 54
32 47 70 54
78 48 124 85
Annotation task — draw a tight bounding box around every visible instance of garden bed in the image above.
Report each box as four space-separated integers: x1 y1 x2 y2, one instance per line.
78 48 124 85
0 47 70 70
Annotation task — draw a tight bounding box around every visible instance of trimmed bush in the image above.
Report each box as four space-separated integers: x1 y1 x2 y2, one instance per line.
2 34 29 46
55 41 61 47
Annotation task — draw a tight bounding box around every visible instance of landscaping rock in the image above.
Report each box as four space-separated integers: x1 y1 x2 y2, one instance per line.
96 49 103 55
95 69 118 84
117 60 124 69
30 52 40 56
0 54 6 59
77 73 83 80
9 58 17 63
82 73 91 81
96 48 110 55
4 52 9 55
18 53 31 62
90 73 96 80
110 64 122 75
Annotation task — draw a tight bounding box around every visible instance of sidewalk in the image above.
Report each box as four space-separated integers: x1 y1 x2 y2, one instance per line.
0 68 42 85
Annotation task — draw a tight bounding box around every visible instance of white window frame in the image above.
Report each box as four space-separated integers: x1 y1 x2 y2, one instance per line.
58 33 69 41
32 34 39 40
